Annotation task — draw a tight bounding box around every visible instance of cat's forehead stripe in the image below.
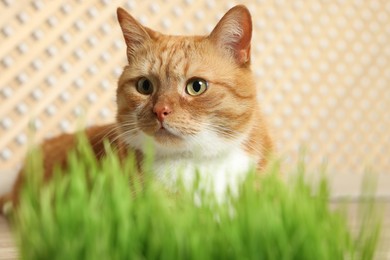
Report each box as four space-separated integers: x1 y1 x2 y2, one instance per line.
149 38 194 82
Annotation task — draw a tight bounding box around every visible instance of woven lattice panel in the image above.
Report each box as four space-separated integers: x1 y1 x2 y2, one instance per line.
1 0 390 176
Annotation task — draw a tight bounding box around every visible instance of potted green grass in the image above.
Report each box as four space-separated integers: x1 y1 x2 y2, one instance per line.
12 136 382 260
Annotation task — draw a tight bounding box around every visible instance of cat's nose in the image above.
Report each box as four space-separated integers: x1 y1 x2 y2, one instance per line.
153 104 172 122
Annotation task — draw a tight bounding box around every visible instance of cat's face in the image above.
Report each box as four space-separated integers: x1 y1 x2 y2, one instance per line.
116 5 257 157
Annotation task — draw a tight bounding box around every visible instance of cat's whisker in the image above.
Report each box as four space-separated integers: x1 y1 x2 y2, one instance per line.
90 123 138 158
111 128 139 144
93 124 123 145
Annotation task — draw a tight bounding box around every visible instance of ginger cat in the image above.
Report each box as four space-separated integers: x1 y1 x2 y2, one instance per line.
1 5 272 210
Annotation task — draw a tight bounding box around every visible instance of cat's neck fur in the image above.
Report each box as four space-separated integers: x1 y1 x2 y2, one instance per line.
153 145 253 202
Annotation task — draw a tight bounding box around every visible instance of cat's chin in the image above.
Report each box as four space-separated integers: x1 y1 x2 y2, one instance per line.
153 128 183 144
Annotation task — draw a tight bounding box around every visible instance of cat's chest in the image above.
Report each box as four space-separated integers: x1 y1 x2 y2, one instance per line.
152 148 255 199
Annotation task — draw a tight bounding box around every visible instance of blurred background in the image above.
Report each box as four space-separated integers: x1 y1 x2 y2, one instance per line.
0 0 389 196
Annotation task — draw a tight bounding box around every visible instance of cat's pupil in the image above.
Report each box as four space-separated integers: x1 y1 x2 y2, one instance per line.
192 81 202 92
143 80 151 92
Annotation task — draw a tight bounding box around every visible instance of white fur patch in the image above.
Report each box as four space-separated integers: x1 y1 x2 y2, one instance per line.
153 147 254 203
124 128 256 202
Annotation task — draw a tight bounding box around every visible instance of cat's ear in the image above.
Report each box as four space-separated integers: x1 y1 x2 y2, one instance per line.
117 8 155 61
209 5 252 65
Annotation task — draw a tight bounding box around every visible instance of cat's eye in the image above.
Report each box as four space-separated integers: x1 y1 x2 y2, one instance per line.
186 78 208 96
136 77 153 95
